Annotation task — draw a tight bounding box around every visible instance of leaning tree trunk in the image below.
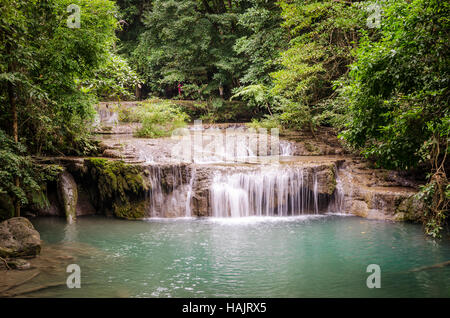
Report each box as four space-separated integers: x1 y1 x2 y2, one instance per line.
7 43 20 218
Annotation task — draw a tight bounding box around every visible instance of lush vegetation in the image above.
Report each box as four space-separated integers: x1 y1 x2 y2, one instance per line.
119 100 190 138
0 0 130 216
340 0 449 237
83 52 142 101
0 130 62 220
0 0 448 235
120 0 287 99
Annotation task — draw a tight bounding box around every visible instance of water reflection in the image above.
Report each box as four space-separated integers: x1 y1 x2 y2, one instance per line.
63 222 79 242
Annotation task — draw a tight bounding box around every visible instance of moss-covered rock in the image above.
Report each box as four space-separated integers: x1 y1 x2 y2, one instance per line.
315 166 337 196
394 195 424 222
83 158 149 219
113 200 147 220
304 142 321 155
85 158 148 201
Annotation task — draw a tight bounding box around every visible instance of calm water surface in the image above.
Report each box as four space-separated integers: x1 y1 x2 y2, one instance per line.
30 215 450 297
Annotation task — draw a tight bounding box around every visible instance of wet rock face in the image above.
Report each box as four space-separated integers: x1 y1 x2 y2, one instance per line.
87 110 423 221
190 167 216 217
146 164 197 217
57 171 78 223
0 217 41 259
309 165 337 196
3 258 31 270
282 127 347 156
336 161 420 221
34 180 95 218
35 189 61 217
395 195 425 221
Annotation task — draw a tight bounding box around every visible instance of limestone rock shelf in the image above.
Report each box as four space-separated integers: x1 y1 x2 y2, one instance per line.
30 155 420 222
30 115 422 221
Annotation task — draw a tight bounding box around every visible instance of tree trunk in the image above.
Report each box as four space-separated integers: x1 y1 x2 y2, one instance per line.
7 43 20 218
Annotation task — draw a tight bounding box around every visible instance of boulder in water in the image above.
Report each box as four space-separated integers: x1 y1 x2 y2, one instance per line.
0 217 41 259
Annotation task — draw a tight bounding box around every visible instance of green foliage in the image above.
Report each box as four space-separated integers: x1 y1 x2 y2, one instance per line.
276 99 313 131
312 94 350 130
0 0 119 155
0 0 120 217
133 101 190 138
128 0 287 99
238 0 366 133
247 116 281 131
0 129 62 218
132 0 229 97
83 52 142 101
232 84 313 131
340 0 449 236
115 0 153 57
234 0 287 86
199 99 252 123
417 179 449 238
272 0 365 106
341 0 450 170
231 84 274 114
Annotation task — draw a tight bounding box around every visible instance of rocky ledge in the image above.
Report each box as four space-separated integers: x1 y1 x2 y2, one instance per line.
337 159 421 221
27 154 422 222
27 119 423 222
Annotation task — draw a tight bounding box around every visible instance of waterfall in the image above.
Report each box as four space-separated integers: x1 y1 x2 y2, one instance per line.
210 167 320 217
185 167 196 217
327 166 353 214
144 157 346 218
96 106 118 125
280 140 295 156
147 166 164 217
327 173 344 213
146 165 195 217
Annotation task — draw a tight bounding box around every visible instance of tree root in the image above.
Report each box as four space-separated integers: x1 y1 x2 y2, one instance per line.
0 271 40 294
1 281 66 297
0 256 10 270
409 260 450 272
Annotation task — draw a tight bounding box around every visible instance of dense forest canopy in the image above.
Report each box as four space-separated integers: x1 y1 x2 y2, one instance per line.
0 0 448 236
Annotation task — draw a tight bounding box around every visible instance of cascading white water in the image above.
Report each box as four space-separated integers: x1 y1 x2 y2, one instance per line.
147 165 195 217
145 164 346 218
327 171 345 213
210 167 320 217
147 166 164 217
280 140 295 156
185 167 196 217
327 166 355 214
